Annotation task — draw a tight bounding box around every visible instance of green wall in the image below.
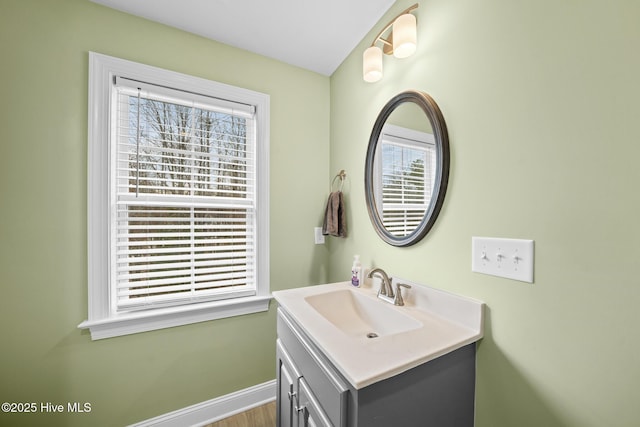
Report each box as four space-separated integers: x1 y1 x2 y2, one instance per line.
0 0 329 425
2 0 639 426
329 0 640 426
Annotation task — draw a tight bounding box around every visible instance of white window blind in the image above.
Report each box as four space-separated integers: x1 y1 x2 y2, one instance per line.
112 77 257 311
379 133 436 237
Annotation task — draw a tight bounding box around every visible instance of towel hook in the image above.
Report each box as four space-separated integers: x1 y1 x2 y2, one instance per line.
330 170 347 192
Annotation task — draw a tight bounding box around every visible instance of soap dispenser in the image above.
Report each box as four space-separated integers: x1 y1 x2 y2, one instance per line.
351 255 362 287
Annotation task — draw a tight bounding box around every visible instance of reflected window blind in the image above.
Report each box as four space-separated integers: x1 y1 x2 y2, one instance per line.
380 138 434 236
112 77 257 311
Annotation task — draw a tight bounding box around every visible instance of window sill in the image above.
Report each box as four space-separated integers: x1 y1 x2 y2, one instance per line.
78 295 273 340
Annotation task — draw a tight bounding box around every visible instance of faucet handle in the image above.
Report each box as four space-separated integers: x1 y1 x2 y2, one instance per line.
394 283 412 306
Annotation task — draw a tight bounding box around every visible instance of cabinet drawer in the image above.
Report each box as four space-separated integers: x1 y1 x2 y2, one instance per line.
277 308 348 426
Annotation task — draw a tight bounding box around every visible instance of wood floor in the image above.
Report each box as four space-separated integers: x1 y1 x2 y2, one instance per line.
203 401 276 427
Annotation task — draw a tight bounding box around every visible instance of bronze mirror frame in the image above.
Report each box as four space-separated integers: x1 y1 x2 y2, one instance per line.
365 90 450 246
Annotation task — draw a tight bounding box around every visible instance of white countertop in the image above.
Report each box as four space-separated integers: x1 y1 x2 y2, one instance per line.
273 280 484 389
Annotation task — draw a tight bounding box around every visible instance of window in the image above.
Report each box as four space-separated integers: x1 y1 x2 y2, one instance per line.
80 53 270 340
375 124 436 236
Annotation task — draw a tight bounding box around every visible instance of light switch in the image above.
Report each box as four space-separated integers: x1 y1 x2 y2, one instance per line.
314 227 325 244
472 237 534 283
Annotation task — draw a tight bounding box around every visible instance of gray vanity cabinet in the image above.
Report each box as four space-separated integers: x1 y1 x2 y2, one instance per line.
276 308 477 427
277 308 348 427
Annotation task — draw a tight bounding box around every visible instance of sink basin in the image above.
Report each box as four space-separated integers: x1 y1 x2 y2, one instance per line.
272 281 484 388
304 289 422 338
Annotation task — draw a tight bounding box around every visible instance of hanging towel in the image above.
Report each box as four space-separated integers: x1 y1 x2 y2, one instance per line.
322 191 347 237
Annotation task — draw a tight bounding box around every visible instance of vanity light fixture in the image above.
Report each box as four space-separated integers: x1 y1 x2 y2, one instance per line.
363 3 419 83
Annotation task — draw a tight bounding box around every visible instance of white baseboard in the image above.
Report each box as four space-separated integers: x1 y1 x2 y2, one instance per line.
130 379 277 427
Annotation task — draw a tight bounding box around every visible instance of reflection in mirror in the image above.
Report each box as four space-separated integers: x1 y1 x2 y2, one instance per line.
365 91 449 246
373 103 435 237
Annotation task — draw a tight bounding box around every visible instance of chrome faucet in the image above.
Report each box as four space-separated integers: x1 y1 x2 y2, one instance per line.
367 268 412 306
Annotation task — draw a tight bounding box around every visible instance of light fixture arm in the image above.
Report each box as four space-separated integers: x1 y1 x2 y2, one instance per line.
369 3 419 53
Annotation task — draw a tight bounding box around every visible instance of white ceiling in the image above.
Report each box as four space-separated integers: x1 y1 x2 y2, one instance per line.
90 0 396 76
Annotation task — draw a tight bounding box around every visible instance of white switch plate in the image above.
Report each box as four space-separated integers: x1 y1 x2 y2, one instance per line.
472 237 534 283
314 227 325 244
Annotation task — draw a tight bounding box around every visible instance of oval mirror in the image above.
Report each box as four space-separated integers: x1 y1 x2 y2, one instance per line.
365 90 450 246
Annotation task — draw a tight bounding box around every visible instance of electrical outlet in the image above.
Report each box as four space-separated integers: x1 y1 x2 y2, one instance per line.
472 237 534 283
314 227 325 244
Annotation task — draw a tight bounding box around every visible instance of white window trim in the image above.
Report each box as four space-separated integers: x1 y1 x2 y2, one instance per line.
79 52 270 340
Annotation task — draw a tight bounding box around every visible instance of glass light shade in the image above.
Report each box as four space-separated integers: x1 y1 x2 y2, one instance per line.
363 46 383 83
392 14 417 58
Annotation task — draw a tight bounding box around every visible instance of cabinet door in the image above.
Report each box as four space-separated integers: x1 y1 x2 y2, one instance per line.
297 378 333 427
278 309 348 426
277 340 301 427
